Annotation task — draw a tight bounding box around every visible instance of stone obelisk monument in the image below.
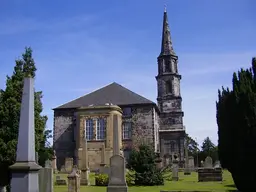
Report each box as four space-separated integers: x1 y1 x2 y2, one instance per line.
9 78 41 192
107 113 128 192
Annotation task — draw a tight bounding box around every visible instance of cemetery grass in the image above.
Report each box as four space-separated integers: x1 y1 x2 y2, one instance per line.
54 170 236 192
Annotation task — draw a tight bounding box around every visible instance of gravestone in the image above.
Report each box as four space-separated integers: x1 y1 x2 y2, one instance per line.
65 158 74 173
67 168 80 192
204 156 213 168
55 175 67 185
52 150 57 173
184 139 191 175
60 165 66 173
107 114 128 192
172 156 179 181
80 136 90 185
39 159 53 192
214 160 221 168
35 152 39 164
107 155 127 192
188 156 195 170
198 156 222 182
9 78 41 192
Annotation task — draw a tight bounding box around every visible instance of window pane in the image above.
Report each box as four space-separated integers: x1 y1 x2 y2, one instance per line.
96 118 106 140
123 108 132 116
123 122 132 139
85 119 93 140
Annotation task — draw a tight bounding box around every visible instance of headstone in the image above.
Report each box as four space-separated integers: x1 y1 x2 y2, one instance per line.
45 159 52 168
107 114 128 192
188 156 195 170
0 186 6 192
39 162 53 192
65 158 74 173
67 168 81 192
60 165 66 173
80 137 90 185
204 156 213 168
198 157 222 182
107 155 127 192
35 152 39 164
214 160 221 168
55 175 67 185
52 150 57 173
9 78 41 192
184 139 191 175
172 158 179 181
200 160 204 167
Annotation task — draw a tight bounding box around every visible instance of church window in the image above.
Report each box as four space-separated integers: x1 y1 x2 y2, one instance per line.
165 80 172 94
96 118 106 140
85 119 94 140
123 122 132 139
123 107 132 117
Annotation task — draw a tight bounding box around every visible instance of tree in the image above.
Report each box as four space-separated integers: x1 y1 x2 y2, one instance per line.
185 133 199 156
200 137 218 163
127 144 164 186
216 57 256 191
0 47 53 188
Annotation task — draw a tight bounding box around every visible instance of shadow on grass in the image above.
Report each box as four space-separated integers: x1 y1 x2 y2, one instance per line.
225 184 236 188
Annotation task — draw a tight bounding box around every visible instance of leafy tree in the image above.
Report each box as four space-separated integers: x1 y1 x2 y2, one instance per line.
216 57 256 191
0 47 53 188
199 137 218 163
185 133 199 156
127 144 164 186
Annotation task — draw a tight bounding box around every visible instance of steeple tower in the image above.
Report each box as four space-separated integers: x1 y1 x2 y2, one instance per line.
160 7 175 56
156 8 185 166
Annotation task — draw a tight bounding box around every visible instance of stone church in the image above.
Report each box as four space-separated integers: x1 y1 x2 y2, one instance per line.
53 9 186 170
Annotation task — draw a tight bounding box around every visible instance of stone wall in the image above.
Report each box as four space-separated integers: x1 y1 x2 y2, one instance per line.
53 109 76 169
53 104 158 170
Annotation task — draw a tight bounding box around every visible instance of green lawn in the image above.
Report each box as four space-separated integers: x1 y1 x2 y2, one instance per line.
54 170 237 192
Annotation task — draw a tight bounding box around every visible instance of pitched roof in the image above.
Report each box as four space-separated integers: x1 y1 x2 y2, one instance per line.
53 82 155 110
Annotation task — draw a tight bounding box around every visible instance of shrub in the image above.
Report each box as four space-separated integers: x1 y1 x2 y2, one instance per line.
95 171 135 186
127 144 164 186
95 174 109 186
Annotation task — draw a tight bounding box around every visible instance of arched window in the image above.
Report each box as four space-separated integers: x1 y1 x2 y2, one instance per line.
164 60 171 72
165 80 172 94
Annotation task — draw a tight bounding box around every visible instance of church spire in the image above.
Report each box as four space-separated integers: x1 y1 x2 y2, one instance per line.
159 7 175 56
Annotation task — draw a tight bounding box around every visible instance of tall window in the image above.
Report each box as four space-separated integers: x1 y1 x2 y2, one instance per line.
164 60 171 72
165 80 172 94
123 122 132 139
96 118 106 140
85 119 94 140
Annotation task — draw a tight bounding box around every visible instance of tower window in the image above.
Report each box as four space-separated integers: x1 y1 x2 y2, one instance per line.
165 80 172 94
164 60 171 72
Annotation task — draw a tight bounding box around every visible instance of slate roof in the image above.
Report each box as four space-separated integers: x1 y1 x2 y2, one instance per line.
53 82 155 110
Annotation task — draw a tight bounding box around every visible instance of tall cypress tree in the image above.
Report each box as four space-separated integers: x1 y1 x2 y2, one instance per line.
216 57 256 191
0 47 53 187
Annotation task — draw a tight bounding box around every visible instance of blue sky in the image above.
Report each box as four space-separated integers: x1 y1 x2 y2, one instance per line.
0 0 255 146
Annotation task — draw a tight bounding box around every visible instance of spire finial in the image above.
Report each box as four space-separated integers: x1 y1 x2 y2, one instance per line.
164 4 167 12
159 6 176 56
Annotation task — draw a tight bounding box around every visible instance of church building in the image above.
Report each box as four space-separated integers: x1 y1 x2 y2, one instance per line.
53 9 186 170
